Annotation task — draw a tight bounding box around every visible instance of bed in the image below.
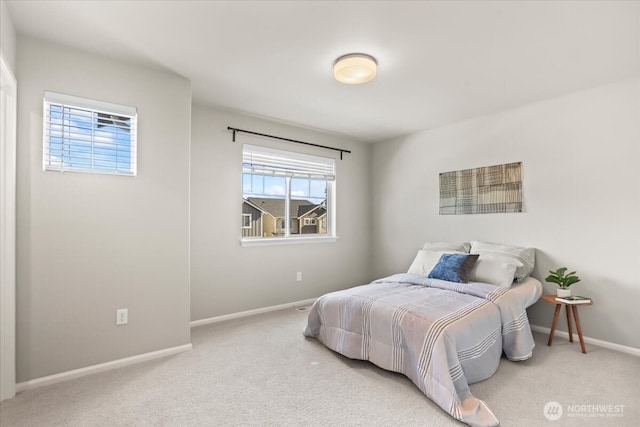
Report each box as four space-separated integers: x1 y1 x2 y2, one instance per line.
303 242 541 427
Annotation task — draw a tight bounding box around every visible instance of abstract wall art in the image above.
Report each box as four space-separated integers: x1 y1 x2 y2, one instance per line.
439 162 523 215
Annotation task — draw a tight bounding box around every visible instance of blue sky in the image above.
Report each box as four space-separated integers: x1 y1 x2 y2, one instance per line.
242 173 326 205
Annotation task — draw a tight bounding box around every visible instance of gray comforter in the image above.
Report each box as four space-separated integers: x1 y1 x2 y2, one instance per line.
303 273 542 427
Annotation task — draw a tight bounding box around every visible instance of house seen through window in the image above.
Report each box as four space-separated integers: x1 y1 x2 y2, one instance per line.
242 144 335 241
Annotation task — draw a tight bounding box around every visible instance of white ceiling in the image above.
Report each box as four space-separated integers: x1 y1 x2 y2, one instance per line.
6 1 640 142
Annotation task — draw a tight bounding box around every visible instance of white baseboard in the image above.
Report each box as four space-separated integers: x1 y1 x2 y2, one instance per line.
530 325 640 357
16 298 318 393
191 298 317 328
16 343 192 393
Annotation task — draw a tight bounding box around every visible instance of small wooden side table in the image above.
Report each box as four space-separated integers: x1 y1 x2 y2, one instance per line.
541 294 593 354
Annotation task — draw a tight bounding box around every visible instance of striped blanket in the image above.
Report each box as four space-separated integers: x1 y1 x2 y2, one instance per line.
303 274 542 427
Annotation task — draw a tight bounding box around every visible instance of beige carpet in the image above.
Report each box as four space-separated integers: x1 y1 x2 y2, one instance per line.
1 307 638 426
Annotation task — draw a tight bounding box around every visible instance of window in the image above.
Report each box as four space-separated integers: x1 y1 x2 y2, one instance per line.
276 218 292 231
242 213 252 229
241 144 336 245
43 91 137 175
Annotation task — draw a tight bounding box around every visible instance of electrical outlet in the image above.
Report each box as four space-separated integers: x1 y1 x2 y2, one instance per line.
296 272 302 282
116 308 128 325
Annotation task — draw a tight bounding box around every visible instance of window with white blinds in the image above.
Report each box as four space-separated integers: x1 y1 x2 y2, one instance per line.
43 91 137 176
242 144 336 245
242 144 335 180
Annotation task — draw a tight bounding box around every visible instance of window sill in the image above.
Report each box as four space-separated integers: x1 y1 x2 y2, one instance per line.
240 236 338 247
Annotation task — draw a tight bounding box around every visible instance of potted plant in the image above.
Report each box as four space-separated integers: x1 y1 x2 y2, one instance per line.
545 267 581 297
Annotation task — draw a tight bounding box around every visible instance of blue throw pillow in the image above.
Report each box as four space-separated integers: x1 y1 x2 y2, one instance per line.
428 253 479 283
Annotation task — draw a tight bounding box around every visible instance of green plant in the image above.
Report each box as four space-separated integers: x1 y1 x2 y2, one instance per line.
545 267 581 289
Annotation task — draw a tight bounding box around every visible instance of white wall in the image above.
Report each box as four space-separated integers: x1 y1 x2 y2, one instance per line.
371 78 640 349
0 0 16 71
16 37 192 381
0 0 17 400
190 106 372 321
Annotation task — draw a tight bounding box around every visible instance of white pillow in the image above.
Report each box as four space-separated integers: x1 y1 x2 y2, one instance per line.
468 257 523 288
421 242 471 253
407 250 457 276
470 241 535 282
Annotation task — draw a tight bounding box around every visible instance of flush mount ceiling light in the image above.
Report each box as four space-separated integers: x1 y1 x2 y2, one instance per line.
333 53 377 84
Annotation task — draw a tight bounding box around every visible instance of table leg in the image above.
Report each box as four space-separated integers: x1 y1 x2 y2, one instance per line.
572 305 587 354
566 305 573 343
548 304 562 346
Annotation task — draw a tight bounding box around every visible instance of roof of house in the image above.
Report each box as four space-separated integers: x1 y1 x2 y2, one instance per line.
244 197 325 219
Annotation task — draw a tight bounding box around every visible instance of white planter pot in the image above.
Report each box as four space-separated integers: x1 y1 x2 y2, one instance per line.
557 288 571 297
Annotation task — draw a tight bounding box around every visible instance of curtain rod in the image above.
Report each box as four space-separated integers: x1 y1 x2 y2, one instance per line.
227 126 351 160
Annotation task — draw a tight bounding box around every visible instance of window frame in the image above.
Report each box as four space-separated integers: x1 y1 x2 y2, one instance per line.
42 91 137 176
241 144 337 247
242 213 252 229
276 218 293 232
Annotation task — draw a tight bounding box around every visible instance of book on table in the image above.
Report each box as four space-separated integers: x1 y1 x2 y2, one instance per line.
555 295 591 304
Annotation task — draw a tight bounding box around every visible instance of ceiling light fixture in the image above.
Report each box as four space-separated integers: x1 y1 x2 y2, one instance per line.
333 53 377 84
